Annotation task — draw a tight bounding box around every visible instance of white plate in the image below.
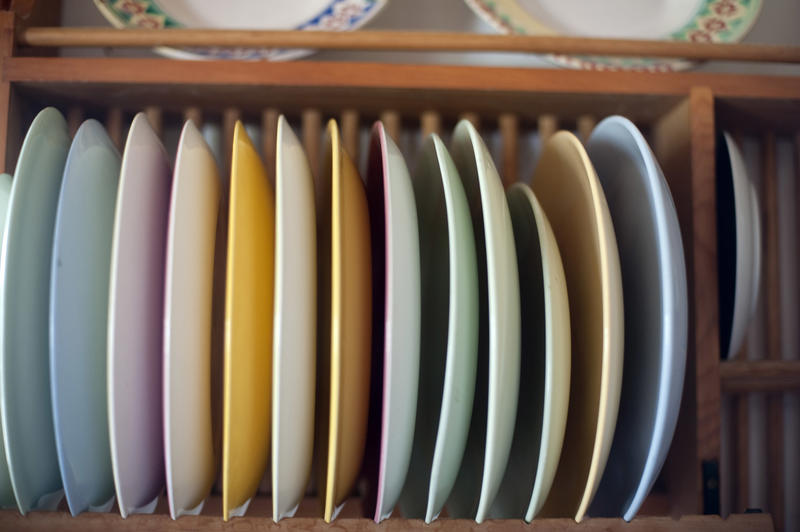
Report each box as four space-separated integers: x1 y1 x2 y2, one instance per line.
489 183 570 521
447 120 521 523
585 116 688 520
163 120 220 519
108 112 172 518
399 134 478 523
0 107 70 514
50 120 120 516
272 115 317 521
717 132 761 360
94 0 387 61
0 173 12 510
366 122 421 522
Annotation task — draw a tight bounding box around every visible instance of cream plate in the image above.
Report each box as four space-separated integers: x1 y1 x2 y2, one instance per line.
272 116 316 521
50 120 119 516
94 0 387 61
0 108 69 514
532 131 624 521
446 120 521 524
398 134 478 523
464 0 762 71
108 113 171 518
489 183 570 522
163 120 220 519
586 117 688 521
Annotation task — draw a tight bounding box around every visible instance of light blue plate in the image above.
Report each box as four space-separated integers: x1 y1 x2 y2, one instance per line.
0 107 70 514
0 173 14 509
586 116 688 521
50 120 120 516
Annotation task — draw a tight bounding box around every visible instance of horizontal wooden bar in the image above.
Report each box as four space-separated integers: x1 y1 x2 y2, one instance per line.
720 360 800 393
16 28 800 64
4 59 800 101
0 510 775 531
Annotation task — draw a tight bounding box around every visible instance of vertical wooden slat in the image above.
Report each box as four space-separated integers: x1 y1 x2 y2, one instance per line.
420 110 441 138
577 114 596 143
144 105 162 137
105 107 124 151
261 107 279 176
183 106 202 127
459 112 480 130
66 106 83 137
340 109 359 164
538 114 558 144
762 131 784 532
222 108 240 178
498 113 518 187
735 395 749 512
0 11 18 174
380 110 401 143
302 108 322 178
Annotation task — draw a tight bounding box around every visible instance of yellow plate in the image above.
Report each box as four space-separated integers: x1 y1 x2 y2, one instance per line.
316 119 372 522
221 122 275 520
533 131 624 521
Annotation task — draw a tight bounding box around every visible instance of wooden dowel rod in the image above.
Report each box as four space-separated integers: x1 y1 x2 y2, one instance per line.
420 111 441 138
105 107 123 151
183 106 202 127
302 108 322 179
577 115 596 143
340 109 359 163
380 110 401 143
721 360 800 393
498 113 518 187
144 106 162 137
538 114 558 144
761 131 784 531
18 28 800 63
460 112 480 130
262 108 279 176
66 106 82 137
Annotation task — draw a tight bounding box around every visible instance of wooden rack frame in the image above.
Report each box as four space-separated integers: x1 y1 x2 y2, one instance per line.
0 7 798 531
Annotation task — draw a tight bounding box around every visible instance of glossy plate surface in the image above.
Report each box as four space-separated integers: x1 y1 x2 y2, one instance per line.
50 120 120 516
108 112 171 518
222 122 274 521
164 120 220 519
532 131 624 521
366 122 421 522
0 173 12 510
447 120 521 523
586 117 688 520
0 108 69 514
272 116 317 521
489 183 570 521
317 119 372 522
398 134 478 523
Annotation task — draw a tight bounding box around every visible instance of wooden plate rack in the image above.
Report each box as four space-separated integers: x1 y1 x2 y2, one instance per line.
0 3 798 531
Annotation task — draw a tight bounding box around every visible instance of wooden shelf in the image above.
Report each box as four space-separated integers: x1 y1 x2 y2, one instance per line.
720 360 800 394
0 510 774 531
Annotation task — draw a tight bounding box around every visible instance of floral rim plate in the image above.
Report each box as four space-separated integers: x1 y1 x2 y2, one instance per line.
93 0 387 61
464 0 762 71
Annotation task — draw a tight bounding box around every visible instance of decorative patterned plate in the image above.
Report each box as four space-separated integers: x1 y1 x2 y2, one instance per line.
464 0 762 71
93 0 387 61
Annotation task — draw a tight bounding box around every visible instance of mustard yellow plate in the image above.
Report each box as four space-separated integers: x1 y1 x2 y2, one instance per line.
316 119 372 522
221 122 275 521
533 131 624 521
